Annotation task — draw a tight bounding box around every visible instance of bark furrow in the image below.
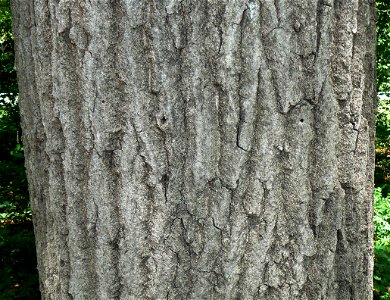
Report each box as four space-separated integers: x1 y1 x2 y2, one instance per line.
12 0 376 299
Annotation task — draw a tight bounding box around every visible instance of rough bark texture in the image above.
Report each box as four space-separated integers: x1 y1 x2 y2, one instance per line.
12 0 376 299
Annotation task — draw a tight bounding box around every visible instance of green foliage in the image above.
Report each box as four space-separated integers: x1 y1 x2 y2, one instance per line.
377 1 390 92
0 0 17 95
376 95 390 196
0 223 40 300
372 4 390 295
377 96 390 148
0 94 29 216
374 188 390 299
0 93 39 300
374 188 390 246
374 247 390 300
0 1 40 298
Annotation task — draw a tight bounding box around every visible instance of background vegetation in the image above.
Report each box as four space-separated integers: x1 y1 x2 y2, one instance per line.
0 1 389 299
1 0 40 298
377 1 390 93
375 2 390 299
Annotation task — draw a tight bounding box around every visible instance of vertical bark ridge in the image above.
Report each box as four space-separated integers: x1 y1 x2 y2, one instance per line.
12 0 376 299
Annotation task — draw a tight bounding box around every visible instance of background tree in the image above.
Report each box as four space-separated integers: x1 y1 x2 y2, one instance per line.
11 1 377 299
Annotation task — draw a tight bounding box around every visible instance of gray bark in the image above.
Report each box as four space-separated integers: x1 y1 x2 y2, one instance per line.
12 0 376 299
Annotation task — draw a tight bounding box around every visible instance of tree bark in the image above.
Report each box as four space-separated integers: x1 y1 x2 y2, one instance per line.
12 0 376 299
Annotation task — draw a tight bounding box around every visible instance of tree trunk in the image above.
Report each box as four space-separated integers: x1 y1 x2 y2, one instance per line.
12 1 376 299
